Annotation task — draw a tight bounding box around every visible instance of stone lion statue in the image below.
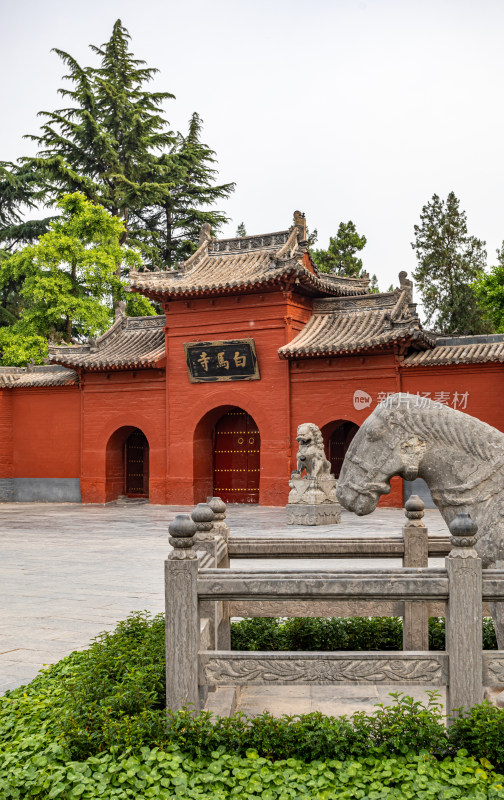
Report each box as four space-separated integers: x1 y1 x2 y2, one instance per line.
291 423 333 480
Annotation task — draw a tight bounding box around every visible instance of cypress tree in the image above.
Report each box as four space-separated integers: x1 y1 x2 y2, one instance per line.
21 20 233 270
132 112 235 268
411 192 491 334
24 19 176 251
312 221 367 276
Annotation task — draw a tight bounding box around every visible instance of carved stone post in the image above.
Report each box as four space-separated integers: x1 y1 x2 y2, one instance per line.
192 502 217 562
208 496 230 566
208 496 231 648
193 503 219 649
446 512 483 719
165 514 200 712
403 495 429 651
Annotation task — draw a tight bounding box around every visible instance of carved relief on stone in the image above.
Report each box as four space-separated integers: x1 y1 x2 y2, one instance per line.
201 656 444 685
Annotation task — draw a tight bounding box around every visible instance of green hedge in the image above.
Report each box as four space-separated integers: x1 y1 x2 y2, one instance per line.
230 615 498 651
2 611 504 798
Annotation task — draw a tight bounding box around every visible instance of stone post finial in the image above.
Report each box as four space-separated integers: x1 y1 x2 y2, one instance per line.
448 512 478 558
404 494 425 527
168 514 197 560
208 496 226 521
191 502 215 540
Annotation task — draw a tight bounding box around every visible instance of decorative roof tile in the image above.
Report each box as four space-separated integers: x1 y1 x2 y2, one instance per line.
129 215 370 301
0 365 78 389
279 273 434 359
48 314 166 371
403 334 504 367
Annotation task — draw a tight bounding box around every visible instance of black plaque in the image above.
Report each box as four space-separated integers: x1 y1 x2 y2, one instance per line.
184 338 260 383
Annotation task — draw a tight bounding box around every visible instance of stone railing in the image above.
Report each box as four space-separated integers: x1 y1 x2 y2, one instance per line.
165 499 504 718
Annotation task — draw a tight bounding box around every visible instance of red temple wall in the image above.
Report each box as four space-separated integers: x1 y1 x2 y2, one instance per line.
163 291 312 506
0 390 13 482
79 369 166 504
3 306 504 510
289 353 404 507
400 364 504 432
10 388 80 478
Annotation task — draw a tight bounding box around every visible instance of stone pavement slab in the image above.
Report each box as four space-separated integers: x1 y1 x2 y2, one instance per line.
235 684 446 717
1 503 448 698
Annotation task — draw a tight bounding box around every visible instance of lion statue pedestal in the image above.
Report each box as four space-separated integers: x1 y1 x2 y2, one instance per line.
286 423 341 526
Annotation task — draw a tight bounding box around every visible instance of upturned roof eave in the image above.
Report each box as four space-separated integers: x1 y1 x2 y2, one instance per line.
279 330 434 361
130 266 370 303
48 354 165 373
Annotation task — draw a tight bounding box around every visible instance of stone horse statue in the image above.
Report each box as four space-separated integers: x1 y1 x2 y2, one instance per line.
336 392 504 649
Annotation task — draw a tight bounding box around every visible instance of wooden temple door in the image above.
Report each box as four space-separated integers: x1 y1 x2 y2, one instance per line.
328 422 359 478
213 410 260 503
124 430 149 497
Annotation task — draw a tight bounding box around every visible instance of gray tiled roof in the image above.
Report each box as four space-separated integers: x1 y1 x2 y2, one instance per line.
129 225 370 301
48 315 166 371
279 276 434 359
403 334 504 366
0 365 78 388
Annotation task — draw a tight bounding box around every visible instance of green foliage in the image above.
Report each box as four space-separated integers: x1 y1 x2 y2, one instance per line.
0 161 52 252
0 327 48 366
473 242 504 332
22 21 234 269
3 611 504 798
411 192 492 334
2 742 503 800
230 616 498 652
0 162 54 332
132 112 235 268
236 222 247 237
0 193 142 360
312 220 367 276
25 20 176 238
450 703 504 773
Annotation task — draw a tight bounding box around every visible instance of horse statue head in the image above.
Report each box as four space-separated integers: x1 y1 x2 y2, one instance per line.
337 391 504 652
337 395 427 516
337 393 504 565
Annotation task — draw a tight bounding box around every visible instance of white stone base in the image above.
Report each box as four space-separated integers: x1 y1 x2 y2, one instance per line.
286 502 341 526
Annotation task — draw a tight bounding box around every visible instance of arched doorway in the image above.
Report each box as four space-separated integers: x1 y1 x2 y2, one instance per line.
213 408 260 503
322 420 359 478
105 426 149 502
124 430 149 497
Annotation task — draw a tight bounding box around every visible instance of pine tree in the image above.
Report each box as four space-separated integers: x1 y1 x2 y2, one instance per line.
21 21 233 271
311 221 367 276
411 192 491 334
131 113 234 268
24 20 176 254
236 222 247 237
0 162 54 327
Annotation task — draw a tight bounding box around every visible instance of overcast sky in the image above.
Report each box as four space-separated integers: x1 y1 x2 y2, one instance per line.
2 0 504 299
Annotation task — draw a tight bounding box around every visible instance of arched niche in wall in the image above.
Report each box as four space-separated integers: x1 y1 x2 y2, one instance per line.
320 419 359 479
105 426 149 502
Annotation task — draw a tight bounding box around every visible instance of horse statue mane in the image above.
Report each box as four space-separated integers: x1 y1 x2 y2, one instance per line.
336 392 504 647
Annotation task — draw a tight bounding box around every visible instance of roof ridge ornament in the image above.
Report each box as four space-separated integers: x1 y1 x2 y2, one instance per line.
199 222 212 245
293 210 307 242
114 300 126 322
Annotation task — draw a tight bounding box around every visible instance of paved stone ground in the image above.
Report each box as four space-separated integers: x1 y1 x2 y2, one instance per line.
1 503 448 710
236 684 446 717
